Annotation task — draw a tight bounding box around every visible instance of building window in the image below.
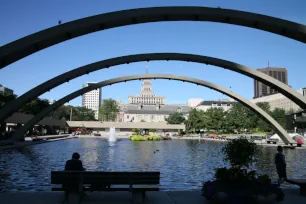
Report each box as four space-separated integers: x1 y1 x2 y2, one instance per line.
127 115 129 119
151 115 154 120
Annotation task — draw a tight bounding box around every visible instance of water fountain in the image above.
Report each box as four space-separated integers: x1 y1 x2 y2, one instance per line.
108 127 117 142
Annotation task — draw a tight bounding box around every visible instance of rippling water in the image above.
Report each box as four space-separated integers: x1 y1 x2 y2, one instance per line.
0 138 306 192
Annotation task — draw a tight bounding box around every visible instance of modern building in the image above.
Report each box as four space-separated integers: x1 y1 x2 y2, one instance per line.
251 88 306 113
0 84 14 95
196 100 235 112
81 83 101 120
254 68 288 98
128 78 166 105
188 98 204 107
285 110 306 135
118 104 190 122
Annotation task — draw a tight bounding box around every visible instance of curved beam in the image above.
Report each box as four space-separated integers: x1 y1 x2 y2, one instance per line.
1 6 306 68
1 53 305 124
12 74 295 144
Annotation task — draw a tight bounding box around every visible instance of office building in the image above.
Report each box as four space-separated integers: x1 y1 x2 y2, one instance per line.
82 83 101 120
0 84 14 95
254 68 288 98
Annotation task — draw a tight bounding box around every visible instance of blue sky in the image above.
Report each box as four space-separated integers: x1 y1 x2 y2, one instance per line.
0 0 305 105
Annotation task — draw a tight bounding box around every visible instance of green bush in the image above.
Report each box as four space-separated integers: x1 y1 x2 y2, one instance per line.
131 135 146 141
130 135 161 141
147 136 161 141
222 137 259 168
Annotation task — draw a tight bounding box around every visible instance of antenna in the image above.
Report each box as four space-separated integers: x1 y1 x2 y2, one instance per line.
146 65 148 74
268 61 270 68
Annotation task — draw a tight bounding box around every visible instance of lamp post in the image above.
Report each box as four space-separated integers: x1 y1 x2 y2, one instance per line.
70 108 72 121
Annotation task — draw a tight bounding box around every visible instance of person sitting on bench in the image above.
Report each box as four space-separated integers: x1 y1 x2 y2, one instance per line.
65 152 85 171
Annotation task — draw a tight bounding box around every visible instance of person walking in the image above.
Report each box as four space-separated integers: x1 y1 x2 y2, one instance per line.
275 146 287 184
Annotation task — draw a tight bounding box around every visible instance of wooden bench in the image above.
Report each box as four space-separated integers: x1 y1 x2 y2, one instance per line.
51 171 160 204
286 179 306 196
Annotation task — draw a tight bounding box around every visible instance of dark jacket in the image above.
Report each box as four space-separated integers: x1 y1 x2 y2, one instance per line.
65 159 84 171
275 152 286 169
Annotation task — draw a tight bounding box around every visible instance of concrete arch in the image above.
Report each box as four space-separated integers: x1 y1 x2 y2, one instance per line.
1 6 306 68
11 74 295 144
1 53 305 124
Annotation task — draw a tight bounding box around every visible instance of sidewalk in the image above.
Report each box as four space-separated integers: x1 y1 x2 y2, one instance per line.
0 189 305 204
0 135 75 151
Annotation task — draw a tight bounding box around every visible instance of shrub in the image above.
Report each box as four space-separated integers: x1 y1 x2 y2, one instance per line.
131 135 147 141
202 137 284 202
130 135 161 141
222 137 259 168
147 136 161 141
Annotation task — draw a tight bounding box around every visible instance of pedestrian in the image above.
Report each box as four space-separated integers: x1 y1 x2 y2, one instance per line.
275 146 287 184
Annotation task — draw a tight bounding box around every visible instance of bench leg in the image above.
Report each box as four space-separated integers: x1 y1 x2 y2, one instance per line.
300 186 306 196
132 191 146 204
68 192 81 204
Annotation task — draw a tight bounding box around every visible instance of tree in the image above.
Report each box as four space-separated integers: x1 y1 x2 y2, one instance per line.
50 105 71 121
271 108 286 128
166 112 186 124
204 108 227 132
70 106 96 121
0 93 17 109
19 98 50 115
51 105 96 121
226 103 255 133
184 109 205 133
254 102 272 132
99 99 119 121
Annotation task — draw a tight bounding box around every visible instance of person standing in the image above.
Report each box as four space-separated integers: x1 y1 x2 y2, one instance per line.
275 146 287 184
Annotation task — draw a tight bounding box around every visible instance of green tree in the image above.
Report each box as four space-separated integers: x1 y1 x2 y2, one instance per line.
99 99 119 121
227 103 255 133
184 109 205 133
51 105 72 121
70 106 96 121
0 93 17 109
51 105 96 121
204 108 227 132
19 98 50 115
271 108 286 128
166 112 186 124
254 102 272 132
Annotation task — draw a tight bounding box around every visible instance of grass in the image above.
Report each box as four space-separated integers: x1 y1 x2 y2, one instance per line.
130 135 161 141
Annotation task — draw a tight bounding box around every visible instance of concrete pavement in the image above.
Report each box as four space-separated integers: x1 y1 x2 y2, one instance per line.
0 189 305 204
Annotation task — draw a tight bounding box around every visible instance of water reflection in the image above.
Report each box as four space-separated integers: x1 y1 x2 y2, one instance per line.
0 138 306 191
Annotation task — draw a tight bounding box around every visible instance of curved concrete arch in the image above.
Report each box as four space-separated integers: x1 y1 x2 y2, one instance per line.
12 74 295 144
1 53 305 124
1 6 306 68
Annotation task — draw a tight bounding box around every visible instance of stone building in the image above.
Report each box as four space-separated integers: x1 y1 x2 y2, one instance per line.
118 104 190 122
128 78 166 105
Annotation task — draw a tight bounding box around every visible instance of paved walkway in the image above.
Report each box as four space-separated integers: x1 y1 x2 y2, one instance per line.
0 189 305 204
0 135 75 151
